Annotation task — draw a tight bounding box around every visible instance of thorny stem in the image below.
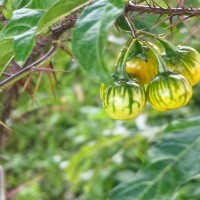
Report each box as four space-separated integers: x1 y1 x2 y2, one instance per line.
0 43 57 90
126 2 200 17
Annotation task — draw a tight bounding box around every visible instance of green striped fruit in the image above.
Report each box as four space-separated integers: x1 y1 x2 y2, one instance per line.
147 72 193 111
100 79 146 120
126 46 158 84
165 46 200 86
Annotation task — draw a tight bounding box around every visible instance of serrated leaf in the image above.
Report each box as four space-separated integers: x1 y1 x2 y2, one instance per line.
2 8 44 66
0 38 14 74
37 0 92 33
72 0 124 83
110 119 200 200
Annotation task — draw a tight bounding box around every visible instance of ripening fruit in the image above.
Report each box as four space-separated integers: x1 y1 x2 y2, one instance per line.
165 46 200 86
126 47 158 84
100 80 146 120
146 71 193 111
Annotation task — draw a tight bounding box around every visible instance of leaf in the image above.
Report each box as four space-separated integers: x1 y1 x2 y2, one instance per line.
72 0 124 83
37 0 92 33
13 0 58 10
2 8 44 66
116 15 167 34
2 0 13 19
0 38 14 75
66 135 124 184
110 118 200 200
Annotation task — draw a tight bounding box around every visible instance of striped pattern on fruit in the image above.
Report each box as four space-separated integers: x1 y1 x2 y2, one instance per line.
147 72 193 111
165 46 200 86
100 80 146 120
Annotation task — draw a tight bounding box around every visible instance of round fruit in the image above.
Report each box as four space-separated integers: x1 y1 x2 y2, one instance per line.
126 46 158 84
146 71 193 111
165 46 200 86
100 79 146 120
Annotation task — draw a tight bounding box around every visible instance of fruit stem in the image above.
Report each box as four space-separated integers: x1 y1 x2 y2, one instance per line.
115 37 137 80
144 41 168 73
123 14 137 38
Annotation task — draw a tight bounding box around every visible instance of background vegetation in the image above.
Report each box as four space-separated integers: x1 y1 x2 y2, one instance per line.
1 0 200 199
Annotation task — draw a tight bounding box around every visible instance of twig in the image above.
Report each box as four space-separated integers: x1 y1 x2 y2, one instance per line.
0 43 57 91
126 2 200 17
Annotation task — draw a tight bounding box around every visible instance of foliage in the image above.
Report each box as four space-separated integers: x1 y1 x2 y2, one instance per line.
0 0 200 200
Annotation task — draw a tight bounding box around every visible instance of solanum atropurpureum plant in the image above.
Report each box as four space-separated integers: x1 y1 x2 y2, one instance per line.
100 34 196 120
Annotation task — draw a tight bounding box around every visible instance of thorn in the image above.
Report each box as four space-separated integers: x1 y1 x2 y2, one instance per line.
169 16 173 39
49 62 58 87
31 67 70 73
59 45 76 60
21 73 33 94
144 0 151 7
163 0 170 8
167 15 192 28
0 120 13 132
185 0 193 10
183 22 200 43
33 72 43 103
47 72 56 100
114 22 121 32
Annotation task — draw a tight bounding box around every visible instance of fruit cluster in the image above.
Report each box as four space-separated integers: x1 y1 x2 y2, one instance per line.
100 38 200 120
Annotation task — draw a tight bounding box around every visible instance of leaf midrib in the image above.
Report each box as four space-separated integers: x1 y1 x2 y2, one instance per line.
137 129 200 200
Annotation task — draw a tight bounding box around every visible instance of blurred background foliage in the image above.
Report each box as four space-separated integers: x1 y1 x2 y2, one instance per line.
1 0 200 199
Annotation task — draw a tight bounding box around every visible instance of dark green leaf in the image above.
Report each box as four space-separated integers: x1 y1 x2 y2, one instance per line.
37 0 92 33
2 8 44 66
116 15 167 34
110 120 200 200
72 0 124 83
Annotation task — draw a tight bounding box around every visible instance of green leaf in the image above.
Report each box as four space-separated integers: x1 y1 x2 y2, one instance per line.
37 0 92 33
72 0 124 83
13 0 58 10
66 135 124 185
2 8 44 66
116 15 167 34
2 0 13 19
110 118 200 200
0 38 14 75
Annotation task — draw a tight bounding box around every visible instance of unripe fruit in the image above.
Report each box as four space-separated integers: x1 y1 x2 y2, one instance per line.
165 46 200 86
126 47 158 84
146 72 193 111
100 80 146 120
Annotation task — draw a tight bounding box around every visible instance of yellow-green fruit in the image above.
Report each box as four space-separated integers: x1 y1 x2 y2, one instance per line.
165 46 200 86
146 72 193 111
100 80 146 120
126 48 158 84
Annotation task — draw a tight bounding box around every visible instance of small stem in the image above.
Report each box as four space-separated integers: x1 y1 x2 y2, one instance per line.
115 37 136 79
144 41 168 73
124 14 137 38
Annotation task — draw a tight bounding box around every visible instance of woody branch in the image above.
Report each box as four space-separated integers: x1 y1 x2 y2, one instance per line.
126 2 200 16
